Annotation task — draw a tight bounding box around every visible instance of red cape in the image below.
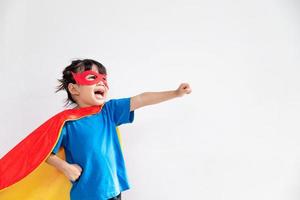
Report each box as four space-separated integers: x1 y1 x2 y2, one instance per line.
0 105 104 199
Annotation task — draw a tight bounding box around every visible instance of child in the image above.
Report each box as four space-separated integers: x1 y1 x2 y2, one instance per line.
1 58 191 200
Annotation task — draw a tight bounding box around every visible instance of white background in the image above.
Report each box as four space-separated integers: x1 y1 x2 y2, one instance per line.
0 0 300 199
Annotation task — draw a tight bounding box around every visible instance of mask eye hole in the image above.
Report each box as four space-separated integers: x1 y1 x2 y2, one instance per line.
86 75 97 80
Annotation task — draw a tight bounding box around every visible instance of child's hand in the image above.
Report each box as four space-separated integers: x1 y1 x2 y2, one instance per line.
62 163 82 182
176 83 192 97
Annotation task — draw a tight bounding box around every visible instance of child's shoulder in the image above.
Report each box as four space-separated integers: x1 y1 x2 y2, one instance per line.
104 97 131 108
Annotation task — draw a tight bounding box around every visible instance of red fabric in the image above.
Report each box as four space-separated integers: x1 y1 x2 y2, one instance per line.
71 70 108 87
0 105 102 190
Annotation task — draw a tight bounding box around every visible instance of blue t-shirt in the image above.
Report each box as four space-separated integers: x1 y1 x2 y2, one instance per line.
52 98 134 200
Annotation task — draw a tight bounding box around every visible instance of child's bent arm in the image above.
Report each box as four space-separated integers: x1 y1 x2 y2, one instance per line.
46 154 82 181
46 154 69 172
130 83 192 111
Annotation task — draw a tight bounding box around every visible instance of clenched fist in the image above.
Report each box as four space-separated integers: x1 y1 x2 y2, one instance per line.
176 83 192 97
62 163 82 182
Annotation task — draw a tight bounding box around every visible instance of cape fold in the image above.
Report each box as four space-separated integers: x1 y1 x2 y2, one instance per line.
0 105 104 199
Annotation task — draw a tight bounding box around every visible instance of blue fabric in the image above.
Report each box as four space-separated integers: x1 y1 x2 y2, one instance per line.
52 98 134 200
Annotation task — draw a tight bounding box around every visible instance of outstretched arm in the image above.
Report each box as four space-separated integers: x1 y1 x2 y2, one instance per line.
130 83 192 111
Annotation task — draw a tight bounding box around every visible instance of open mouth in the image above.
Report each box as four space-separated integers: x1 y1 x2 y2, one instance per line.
94 88 105 99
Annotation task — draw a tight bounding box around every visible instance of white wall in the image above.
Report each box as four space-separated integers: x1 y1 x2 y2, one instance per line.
1 0 300 199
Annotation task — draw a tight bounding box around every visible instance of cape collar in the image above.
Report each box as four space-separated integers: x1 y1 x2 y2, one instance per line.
62 104 104 119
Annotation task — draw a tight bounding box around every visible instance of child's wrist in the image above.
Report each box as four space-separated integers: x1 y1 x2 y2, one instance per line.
58 161 70 172
174 89 182 97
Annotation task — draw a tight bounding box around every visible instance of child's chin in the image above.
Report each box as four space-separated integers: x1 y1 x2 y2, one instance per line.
94 99 105 105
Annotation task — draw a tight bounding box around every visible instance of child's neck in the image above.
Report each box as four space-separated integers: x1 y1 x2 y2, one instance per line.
73 103 103 109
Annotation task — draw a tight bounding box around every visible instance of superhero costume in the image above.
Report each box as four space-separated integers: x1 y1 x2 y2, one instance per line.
0 70 133 199
0 105 103 199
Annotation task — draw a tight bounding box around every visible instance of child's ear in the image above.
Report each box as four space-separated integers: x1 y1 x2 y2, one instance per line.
68 83 80 95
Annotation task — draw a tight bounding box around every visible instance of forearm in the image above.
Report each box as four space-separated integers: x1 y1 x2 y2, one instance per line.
130 83 191 111
140 90 178 106
131 90 178 111
46 153 68 172
46 154 82 181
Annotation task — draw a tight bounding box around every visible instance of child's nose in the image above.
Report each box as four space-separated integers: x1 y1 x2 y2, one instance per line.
96 80 108 89
97 81 104 86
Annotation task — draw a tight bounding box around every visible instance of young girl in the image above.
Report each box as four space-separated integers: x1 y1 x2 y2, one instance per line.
1 58 191 200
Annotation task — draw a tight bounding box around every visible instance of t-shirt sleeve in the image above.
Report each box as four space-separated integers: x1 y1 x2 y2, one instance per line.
52 125 67 154
106 97 135 126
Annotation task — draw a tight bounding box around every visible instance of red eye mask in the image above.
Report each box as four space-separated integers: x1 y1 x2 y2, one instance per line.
71 70 109 88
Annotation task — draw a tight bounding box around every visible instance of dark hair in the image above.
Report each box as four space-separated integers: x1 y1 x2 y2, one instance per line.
56 59 107 107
